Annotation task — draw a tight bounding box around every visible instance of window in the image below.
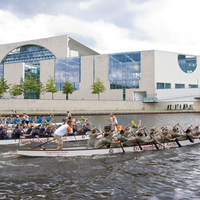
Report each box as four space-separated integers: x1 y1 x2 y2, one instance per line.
2 45 55 66
165 83 171 89
157 82 171 89
178 55 197 74
175 84 185 88
189 84 198 88
24 64 40 99
55 57 80 91
0 65 3 76
108 52 141 89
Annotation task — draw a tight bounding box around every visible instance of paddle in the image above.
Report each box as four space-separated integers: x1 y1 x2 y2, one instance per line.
130 130 143 150
174 138 182 147
32 138 56 149
179 124 194 143
86 118 100 132
145 128 159 150
119 142 125 153
164 127 182 147
11 152 18 156
136 138 143 150
10 137 55 156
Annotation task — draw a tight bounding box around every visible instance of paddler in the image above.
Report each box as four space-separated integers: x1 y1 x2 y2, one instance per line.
54 119 73 150
109 113 118 127
125 132 154 146
94 133 120 149
87 126 103 148
111 130 136 148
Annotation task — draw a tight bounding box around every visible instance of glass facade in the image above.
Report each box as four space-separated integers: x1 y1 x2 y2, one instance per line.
24 64 40 99
108 52 141 89
55 57 81 91
157 82 171 89
178 55 197 74
175 83 185 89
0 45 55 99
0 64 3 76
2 45 55 66
93 56 95 82
189 84 198 88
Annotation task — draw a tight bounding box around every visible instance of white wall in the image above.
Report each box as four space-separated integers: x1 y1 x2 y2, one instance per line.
4 62 24 98
156 88 200 101
0 99 144 111
139 51 155 96
154 51 200 100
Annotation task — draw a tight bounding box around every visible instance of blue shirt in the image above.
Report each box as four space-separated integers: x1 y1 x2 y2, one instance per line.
37 117 43 123
45 117 51 122
13 118 20 124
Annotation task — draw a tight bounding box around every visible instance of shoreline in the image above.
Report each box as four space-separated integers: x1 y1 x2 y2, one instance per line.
0 109 199 116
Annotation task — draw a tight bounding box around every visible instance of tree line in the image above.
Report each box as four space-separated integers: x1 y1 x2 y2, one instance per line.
0 75 106 100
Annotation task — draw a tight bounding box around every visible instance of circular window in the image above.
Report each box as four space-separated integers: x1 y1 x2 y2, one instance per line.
178 55 197 73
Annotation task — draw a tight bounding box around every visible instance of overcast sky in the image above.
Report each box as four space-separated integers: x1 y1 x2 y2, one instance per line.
0 0 199 55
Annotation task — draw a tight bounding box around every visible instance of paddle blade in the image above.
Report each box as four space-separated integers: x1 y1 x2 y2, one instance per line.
82 116 85 121
11 153 18 156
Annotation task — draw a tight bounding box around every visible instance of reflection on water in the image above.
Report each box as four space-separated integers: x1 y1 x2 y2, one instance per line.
0 113 200 199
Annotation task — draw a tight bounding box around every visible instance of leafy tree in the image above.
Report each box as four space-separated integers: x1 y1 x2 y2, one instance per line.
0 76 10 98
9 77 25 98
9 83 23 97
24 73 44 99
62 79 75 100
19 77 25 94
90 77 106 100
45 76 58 99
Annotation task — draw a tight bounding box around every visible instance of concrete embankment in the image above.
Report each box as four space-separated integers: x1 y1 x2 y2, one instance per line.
1 110 199 116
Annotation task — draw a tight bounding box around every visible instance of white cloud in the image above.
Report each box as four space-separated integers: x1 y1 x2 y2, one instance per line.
0 10 133 53
133 0 200 55
78 1 91 10
1 0 200 56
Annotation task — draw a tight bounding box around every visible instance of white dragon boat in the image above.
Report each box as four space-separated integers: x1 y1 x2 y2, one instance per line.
16 138 200 157
0 134 89 145
7 122 63 129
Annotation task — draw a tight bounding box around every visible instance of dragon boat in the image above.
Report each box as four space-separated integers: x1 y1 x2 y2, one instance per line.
0 134 89 145
16 138 200 157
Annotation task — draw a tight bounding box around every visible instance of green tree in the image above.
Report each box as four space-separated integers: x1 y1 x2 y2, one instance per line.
45 76 58 99
24 73 44 99
62 79 75 100
90 77 106 100
0 76 10 98
19 77 25 94
9 77 25 98
9 83 23 97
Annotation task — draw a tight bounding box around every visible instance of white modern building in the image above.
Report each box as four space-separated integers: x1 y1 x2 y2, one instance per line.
0 35 200 111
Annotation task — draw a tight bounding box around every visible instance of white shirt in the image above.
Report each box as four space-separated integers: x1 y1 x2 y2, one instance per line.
24 116 29 122
55 124 73 137
110 116 118 124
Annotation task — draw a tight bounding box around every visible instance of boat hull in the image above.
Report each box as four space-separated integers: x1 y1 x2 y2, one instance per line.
17 138 200 157
0 135 89 145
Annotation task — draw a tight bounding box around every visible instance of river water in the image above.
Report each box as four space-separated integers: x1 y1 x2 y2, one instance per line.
1 113 200 199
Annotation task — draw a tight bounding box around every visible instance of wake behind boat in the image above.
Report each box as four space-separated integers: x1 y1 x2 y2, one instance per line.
17 138 200 157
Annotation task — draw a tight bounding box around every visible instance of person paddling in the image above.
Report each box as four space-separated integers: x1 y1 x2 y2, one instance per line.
177 126 200 141
54 119 73 150
87 126 103 148
95 132 120 149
